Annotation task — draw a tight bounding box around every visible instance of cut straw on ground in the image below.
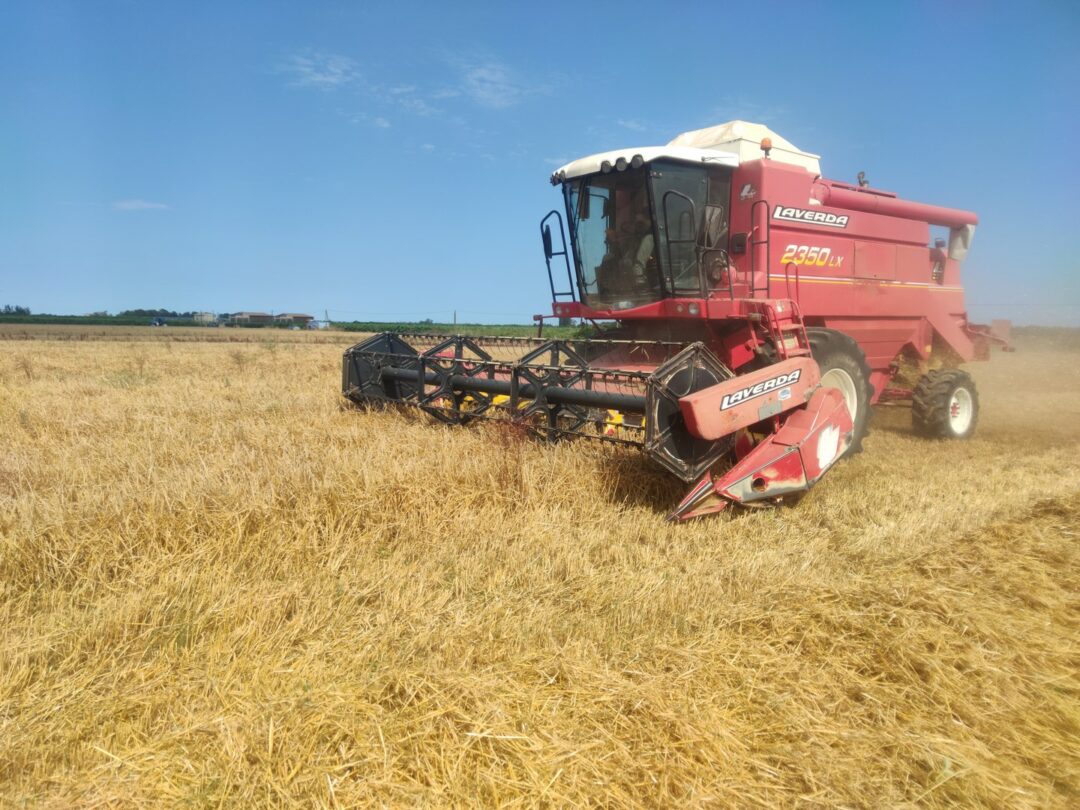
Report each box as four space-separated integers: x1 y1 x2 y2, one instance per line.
0 327 1078 807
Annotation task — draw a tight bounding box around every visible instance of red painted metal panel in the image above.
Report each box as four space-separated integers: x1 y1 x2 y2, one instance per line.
678 357 819 440
556 155 981 377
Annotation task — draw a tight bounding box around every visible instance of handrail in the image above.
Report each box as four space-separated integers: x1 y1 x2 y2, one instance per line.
749 199 771 298
661 189 700 297
783 261 801 302
540 210 576 302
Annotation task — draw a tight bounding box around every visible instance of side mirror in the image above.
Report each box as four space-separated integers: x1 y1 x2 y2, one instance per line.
542 224 554 260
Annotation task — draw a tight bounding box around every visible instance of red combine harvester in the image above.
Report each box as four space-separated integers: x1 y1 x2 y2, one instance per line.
344 121 1009 520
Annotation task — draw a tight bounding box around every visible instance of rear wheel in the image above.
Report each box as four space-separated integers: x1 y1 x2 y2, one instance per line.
806 328 873 454
912 369 979 439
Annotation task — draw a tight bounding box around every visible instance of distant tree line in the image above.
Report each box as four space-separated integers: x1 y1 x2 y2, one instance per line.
2 305 30 315
117 309 198 318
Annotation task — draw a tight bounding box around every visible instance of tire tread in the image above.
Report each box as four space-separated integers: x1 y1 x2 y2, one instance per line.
912 368 979 438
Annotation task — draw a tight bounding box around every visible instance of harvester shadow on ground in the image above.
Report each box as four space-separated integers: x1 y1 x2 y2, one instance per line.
348 399 800 519
867 405 920 437
342 397 688 515
594 452 690 515
477 416 708 518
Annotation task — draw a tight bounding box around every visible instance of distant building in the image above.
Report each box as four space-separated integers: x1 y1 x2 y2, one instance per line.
231 312 274 326
275 313 315 328
193 312 217 325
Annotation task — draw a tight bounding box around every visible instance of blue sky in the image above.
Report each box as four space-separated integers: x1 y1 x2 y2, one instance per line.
1 0 1077 324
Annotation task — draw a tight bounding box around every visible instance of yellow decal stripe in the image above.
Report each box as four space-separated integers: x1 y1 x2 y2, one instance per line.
767 275 963 292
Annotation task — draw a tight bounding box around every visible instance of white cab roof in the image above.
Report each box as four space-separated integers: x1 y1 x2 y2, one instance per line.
552 145 739 183
552 121 821 183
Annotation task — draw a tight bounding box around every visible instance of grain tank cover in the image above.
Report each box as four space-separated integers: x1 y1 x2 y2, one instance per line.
669 120 821 175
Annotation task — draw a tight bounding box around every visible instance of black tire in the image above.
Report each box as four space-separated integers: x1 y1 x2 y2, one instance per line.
806 328 874 455
912 369 979 439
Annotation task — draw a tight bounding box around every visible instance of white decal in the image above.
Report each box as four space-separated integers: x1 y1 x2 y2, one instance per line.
816 424 841 470
720 369 803 411
773 206 849 229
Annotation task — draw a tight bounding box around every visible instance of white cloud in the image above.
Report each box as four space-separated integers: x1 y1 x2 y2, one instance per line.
281 51 357 89
113 199 169 211
420 143 435 151
460 61 528 108
284 51 550 147
398 97 437 116
543 157 568 166
617 119 647 131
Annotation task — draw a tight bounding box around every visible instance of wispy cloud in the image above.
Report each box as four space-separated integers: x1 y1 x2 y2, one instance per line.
543 157 568 166
617 119 647 132
457 60 541 109
113 199 169 211
397 96 438 116
281 51 358 89
284 49 554 165
341 110 396 130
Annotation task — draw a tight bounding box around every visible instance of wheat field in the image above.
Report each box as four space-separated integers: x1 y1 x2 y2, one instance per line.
1 326 1078 807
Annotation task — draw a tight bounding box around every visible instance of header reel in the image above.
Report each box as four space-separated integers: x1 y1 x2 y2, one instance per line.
343 332 736 481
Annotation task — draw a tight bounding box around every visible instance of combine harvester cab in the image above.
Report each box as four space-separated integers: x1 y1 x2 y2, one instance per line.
344 120 1009 520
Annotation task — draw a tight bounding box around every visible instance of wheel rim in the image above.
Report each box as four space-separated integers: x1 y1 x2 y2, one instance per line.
820 368 858 421
948 387 974 434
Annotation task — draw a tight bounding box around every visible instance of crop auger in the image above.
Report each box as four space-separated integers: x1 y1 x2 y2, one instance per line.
343 121 1010 520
